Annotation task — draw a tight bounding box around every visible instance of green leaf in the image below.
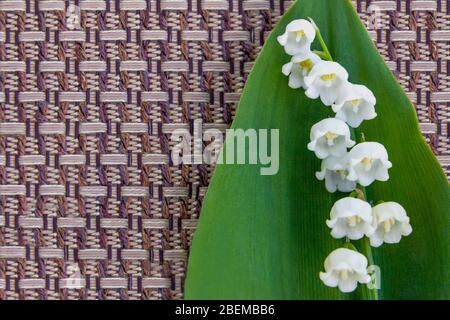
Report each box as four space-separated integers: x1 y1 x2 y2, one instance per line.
185 0 450 299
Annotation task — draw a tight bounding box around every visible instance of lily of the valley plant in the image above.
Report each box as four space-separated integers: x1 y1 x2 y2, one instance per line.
278 19 413 297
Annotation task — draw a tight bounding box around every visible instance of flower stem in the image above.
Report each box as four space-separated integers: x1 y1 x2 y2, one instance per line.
343 240 357 251
363 235 379 300
309 18 333 61
356 186 379 301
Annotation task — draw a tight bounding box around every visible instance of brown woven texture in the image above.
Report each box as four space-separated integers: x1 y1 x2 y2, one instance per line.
0 0 448 300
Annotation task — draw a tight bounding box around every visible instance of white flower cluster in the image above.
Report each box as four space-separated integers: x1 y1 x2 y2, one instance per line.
327 198 412 246
278 19 390 193
278 19 413 294
321 199 412 292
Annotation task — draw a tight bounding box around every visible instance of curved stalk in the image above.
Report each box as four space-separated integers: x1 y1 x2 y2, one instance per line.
312 20 379 300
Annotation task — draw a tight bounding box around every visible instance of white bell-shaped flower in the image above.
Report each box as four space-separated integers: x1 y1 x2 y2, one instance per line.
326 197 375 240
319 248 371 293
369 202 412 247
332 84 377 128
277 19 316 55
304 61 349 106
282 51 322 89
316 156 356 193
307 118 355 159
347 142 392 187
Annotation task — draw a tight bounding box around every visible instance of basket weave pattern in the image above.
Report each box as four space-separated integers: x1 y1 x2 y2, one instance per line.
0 0 448 299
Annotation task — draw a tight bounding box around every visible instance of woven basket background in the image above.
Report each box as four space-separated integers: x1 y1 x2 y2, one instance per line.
0 0 448 300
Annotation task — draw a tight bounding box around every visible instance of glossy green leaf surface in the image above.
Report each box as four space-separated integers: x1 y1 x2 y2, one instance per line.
185 0 450 299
